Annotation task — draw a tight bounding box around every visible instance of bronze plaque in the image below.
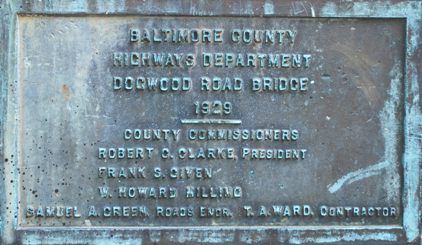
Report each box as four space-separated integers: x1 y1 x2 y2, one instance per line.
19 16 404 227
1 1 421 244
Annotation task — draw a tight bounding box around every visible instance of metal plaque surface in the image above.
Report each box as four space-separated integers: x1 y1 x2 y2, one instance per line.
1 1 421 244
18 16 404 227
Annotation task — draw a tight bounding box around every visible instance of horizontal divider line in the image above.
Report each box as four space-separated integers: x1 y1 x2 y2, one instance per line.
181 119 242 125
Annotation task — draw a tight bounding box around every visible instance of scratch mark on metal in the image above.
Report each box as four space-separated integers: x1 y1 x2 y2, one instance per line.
328 161 387 193
328 62 401 194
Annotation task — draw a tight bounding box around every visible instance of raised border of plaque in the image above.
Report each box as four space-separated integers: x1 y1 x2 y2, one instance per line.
0 0 421 244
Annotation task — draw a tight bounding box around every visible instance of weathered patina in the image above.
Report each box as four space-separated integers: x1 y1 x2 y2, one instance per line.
0 0 420 244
